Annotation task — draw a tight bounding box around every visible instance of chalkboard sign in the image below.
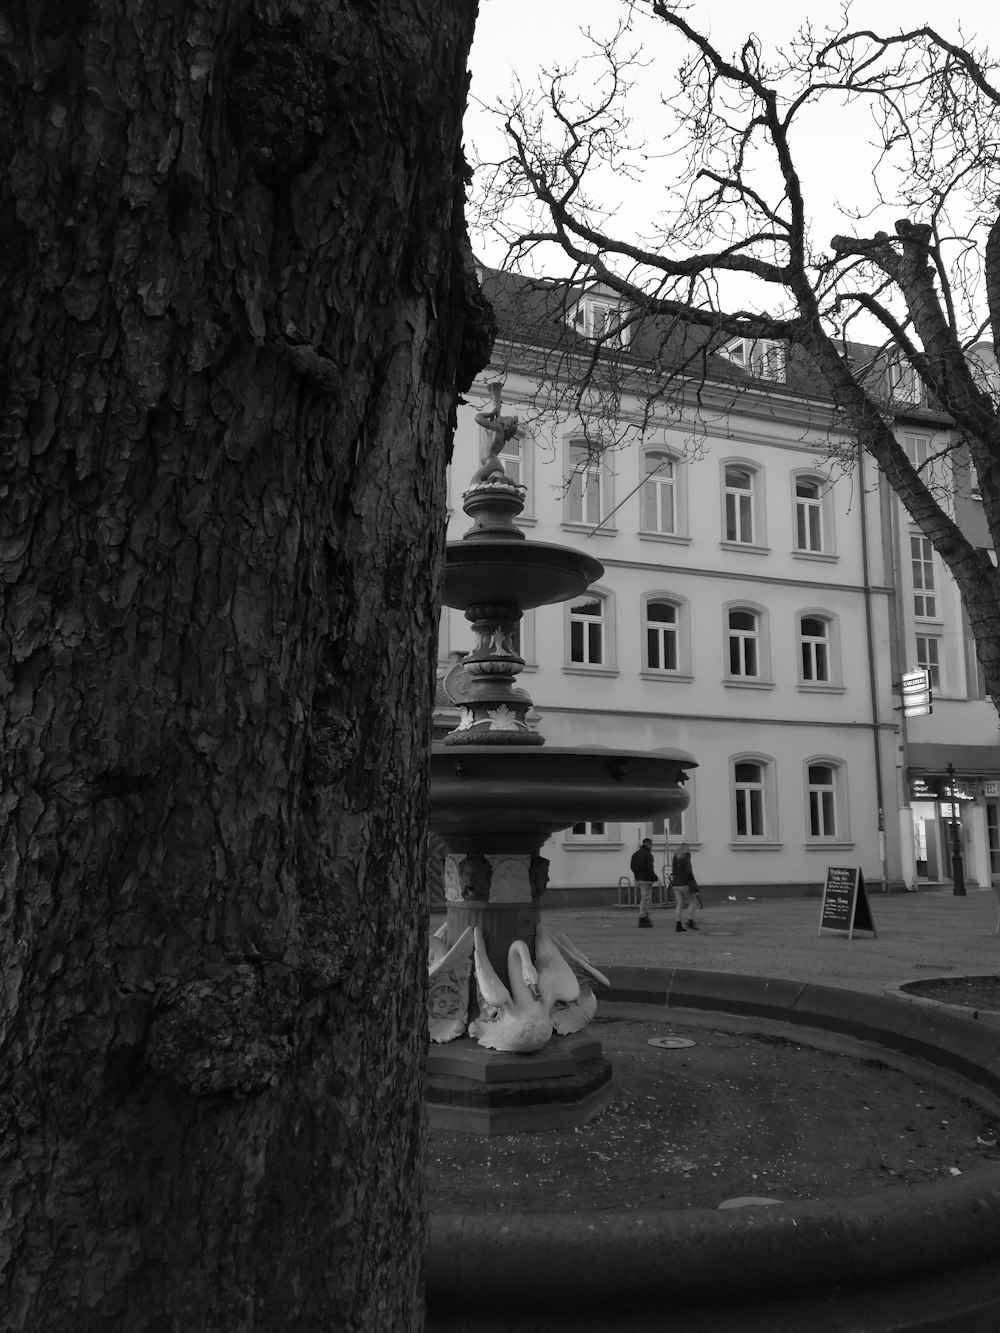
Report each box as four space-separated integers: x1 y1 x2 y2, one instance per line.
818 867 877 938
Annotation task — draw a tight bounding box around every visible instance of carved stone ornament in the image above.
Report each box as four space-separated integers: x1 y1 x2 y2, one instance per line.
459 853 492 901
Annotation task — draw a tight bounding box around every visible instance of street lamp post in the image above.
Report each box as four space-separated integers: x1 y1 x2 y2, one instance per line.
946 762 967 897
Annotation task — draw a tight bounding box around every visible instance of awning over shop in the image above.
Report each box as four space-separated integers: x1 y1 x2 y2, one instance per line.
906 743 1000 775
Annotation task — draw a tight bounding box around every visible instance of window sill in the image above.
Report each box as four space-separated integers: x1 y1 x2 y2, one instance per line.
640 670 694 683
728 841 783 850
803 840 855 850
563 665 620 677
563 841 625 852
723 678 775 690
514 514 538 527
561 522 618 538
797 682 846 693
719 540 770 555
638 531 693 546
791 549 839 563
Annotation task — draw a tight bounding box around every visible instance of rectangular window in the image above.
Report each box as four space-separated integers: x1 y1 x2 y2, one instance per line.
499 436 522 486
651 812 685 839
888 359 922 404
570 821 606 837
916 635 941 691
903 434 929 467
910 535 937 618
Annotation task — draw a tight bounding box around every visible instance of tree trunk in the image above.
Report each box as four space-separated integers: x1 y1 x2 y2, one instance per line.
0 3 489 1329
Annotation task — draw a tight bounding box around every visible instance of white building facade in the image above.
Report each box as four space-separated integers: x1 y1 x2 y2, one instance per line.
438 354 907 904
888 414 1000 893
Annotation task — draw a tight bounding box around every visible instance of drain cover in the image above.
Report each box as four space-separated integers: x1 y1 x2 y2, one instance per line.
648 1037 696 1049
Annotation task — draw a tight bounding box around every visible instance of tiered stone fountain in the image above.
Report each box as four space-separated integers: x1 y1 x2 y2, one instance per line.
426 385 695 1132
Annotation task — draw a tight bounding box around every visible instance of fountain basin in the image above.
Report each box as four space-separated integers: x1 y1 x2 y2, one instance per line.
442 541 604 611
427 971 1000 1331
429 745 695 855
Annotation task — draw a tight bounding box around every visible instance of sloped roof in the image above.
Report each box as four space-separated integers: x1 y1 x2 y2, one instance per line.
478 265 950 423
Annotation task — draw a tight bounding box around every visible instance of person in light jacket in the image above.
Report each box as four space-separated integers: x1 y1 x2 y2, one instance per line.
671 842 700 933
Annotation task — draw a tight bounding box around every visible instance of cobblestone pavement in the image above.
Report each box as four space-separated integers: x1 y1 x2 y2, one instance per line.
434 887 1000 999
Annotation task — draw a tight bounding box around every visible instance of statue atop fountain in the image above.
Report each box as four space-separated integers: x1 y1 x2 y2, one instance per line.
472 381 519 483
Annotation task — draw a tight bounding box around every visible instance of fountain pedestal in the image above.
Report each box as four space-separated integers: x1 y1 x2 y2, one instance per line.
426 1032 612 1134
427 383 696 1132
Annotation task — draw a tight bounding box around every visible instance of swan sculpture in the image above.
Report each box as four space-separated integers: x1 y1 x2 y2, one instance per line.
427 925 475 1043
428 921 450 967
537 925 610 1034
468 927 553 1052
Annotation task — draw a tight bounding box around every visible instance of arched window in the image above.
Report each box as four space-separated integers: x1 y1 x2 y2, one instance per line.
641 451 677 534
734 760 767 838
800 615 829 682
565 440 610 526
724 464 756 543
795 478 823 551
804 758 848 842
728 608 759 677
807 763 838 838
569 596 606 666
646 600 678 672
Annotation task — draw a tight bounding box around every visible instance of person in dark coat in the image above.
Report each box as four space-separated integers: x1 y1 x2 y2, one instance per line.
630 838 658 928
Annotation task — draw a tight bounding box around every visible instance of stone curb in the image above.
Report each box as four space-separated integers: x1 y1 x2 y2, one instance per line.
885 976 1000 1027
427 967 1000 1316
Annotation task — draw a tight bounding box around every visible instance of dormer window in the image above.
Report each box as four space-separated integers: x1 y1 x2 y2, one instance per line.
886 355 923 405
720 337 786 383
569 295 632 347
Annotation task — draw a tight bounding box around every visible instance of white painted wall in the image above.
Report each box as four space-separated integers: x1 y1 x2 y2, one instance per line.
440 366 903 896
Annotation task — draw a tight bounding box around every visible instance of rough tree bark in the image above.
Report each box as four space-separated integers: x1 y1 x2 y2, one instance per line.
0 2 491 1329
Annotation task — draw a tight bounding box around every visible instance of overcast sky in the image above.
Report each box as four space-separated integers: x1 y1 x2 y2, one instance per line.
466 0 1000 306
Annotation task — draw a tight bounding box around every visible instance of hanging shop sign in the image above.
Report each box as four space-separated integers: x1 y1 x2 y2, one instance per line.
908 775 979 802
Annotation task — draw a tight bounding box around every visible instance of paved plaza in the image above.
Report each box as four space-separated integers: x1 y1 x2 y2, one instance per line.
435 886 1000 1000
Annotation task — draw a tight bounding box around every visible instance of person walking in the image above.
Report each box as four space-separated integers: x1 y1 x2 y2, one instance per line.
671 842 700 932
630 837 658 928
